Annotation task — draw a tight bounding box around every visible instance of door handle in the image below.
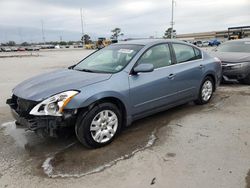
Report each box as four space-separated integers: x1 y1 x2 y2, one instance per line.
168 73 176 79
199 64 204 69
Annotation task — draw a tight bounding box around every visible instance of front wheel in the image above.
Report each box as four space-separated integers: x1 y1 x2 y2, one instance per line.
195 76 214 105
75 103 122 148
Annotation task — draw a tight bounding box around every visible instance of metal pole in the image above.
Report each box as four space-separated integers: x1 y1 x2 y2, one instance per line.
80 8 84 45
41 20 45 44
170 0 174 39
18 28 23 44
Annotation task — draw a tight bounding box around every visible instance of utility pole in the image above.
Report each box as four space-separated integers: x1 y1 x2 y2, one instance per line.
80 8 84 45
170 0 175 39
41 20 46 44
18 28 23 44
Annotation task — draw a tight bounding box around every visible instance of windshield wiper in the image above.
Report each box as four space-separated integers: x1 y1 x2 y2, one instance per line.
76 68 95 73
74 68 112 74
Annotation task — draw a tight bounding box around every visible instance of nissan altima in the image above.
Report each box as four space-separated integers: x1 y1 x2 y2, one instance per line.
7 39 222 148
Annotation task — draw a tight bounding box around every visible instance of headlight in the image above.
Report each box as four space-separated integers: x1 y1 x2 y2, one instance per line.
231 63 243 69
30 90 79 116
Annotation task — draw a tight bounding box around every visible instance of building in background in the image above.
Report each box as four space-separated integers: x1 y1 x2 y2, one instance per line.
177 26 250 41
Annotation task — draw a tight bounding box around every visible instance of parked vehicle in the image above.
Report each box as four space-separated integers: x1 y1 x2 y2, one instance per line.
85 43 96 49
7 39 222 148
11 47 18 52
209 39 221 46
195 41 203 47
202 41 209 47
1 47 11 52
18 47 26 51
26 47 36 51
212 38 250 84
54 45 60 49
33 46 40 51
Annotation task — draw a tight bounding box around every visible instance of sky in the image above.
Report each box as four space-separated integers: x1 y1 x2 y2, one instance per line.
0 0 249 43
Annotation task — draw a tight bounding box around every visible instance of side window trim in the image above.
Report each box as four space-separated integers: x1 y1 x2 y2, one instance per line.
193 47 203 60
171 42 203 64
169 43 177 65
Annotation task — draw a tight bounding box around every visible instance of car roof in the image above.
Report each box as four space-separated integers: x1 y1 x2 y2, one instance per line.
117 39 188 46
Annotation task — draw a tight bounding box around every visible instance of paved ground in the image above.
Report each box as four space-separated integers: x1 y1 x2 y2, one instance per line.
0 49 249 188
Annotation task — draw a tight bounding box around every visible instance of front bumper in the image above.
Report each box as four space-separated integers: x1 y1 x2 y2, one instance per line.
222 62 250 82
6 96 77 137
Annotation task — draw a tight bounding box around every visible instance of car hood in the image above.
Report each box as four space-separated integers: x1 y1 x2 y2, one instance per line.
13 69 112 101
210 51 250 63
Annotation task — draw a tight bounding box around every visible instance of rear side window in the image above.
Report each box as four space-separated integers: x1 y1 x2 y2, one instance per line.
172 44 202 63
194 48 202 59
137 44 172 69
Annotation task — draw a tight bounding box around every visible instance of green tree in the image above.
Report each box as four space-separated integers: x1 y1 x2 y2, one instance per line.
163 28 176 39
59 41 67 46
21 42 29 46
6 41 16 46
82 34 91 44
111 28 124 40
67 41 74 45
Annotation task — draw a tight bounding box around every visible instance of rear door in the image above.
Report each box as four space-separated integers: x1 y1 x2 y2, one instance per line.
170 43 205 99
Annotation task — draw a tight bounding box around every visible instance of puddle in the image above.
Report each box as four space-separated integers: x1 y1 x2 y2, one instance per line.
1 100 214 179
36 104 196 178
1 121 27 148
42 129 157 178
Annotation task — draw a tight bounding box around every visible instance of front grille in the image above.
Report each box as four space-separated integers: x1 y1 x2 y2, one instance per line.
11 95 38 117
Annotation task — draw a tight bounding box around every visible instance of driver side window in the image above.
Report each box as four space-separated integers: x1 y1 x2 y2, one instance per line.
137 44 172 69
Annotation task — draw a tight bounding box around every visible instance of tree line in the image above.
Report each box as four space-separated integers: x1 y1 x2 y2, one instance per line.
1 27 176 46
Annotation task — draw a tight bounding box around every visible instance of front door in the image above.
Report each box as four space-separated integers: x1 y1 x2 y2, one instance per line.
129 43 178 116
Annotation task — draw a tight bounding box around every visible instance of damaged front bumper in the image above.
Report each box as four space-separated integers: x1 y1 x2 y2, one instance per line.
222 62 250 82
6 95 77 137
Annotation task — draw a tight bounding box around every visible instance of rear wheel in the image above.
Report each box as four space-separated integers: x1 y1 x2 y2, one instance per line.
75 103 122 148
195 76 214 105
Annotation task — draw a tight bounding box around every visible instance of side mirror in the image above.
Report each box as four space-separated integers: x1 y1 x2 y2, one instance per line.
133 63 154 74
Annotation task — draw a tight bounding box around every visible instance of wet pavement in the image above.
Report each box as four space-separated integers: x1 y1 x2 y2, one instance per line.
0 102 174 178
0 50 249 188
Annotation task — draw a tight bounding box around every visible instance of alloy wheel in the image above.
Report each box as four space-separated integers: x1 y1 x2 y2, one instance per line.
90 110 118 143
201 80 213 101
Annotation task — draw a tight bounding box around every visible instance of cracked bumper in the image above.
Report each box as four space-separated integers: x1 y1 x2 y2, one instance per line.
6 97 77 137
222 62 250 81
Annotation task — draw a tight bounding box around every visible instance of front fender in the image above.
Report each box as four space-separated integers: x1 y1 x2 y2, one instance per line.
78 91 130 110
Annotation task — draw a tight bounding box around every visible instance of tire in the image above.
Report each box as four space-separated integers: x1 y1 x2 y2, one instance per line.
239 74 250 85
75 103 122 148
195 76 214 105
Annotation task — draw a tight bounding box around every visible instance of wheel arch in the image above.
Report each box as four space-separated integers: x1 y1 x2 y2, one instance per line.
204 73 216 91
79 93 129 128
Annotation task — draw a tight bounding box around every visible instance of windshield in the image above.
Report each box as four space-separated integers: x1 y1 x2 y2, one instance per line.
216 41 250 53
74 44 143 73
